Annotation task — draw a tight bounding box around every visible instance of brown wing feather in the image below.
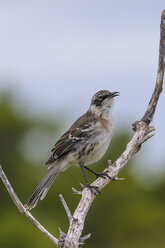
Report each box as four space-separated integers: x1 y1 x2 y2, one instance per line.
45 112 96 166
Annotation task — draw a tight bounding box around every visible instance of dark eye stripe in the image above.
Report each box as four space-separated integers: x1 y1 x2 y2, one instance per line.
93 94 108 106
93 99 102 106
101 95 109 101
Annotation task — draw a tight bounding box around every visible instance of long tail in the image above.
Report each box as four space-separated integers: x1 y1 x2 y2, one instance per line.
25 165 60 210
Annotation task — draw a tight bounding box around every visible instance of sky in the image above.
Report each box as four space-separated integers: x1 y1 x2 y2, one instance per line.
0 1 165 175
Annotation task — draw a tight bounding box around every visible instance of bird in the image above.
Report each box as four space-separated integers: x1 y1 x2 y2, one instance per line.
25 90 119 210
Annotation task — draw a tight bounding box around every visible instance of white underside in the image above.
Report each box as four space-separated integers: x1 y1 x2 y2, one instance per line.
58 114 114 172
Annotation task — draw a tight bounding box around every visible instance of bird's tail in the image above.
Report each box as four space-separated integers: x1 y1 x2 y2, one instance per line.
25 165 60 210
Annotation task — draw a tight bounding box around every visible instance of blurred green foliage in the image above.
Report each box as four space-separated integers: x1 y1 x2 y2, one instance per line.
0 92 165 248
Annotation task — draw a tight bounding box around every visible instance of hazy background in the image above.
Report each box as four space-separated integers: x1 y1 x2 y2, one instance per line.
0 1 165 248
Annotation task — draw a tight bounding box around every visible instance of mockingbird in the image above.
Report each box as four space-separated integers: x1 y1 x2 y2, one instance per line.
25 90 119 210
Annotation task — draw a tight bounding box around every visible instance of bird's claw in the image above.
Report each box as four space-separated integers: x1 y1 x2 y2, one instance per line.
95 171 113 180
81 183 100 195
87 184 101 195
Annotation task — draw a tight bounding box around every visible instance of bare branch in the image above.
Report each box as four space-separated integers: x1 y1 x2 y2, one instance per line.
62 11 165 247
141 10 165 124
79 233 91 246
59 194 72 222
72 187 82 195
1 10 164 248
0 165 58 246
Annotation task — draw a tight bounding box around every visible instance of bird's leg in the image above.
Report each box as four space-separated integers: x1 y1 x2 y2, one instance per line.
79 162 100 194
83 165 112 180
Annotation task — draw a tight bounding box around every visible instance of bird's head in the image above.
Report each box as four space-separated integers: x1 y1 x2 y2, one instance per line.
89 90 119 118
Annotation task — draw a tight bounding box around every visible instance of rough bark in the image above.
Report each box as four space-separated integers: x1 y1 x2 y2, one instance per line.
0 10 165 248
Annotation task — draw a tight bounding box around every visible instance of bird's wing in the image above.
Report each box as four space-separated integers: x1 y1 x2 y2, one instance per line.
45 113 96 166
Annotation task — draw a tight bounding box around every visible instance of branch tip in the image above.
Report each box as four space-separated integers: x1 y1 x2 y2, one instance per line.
59 194 72 222
162 10 165 19
114 177 125 181
108 160 112 166
79 233 91 245
72 187 82 195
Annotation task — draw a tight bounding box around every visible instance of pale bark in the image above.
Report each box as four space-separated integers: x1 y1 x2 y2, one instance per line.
0 10 165 248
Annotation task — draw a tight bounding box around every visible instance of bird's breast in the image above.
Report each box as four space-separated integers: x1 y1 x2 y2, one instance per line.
79 118 114 165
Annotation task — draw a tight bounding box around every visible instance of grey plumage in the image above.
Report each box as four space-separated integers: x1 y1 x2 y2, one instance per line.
25 165 60 210
25 90 119 210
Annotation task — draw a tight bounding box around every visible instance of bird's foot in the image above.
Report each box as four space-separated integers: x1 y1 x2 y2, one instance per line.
81 183 100 195
95 170 113 180
86 184 100 195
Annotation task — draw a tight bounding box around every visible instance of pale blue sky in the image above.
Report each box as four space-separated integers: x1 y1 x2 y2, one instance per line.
0 1 165 175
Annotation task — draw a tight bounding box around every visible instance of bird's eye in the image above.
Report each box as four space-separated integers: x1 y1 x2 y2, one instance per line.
99 94 109 101
97 96 103 101
93 94 108 106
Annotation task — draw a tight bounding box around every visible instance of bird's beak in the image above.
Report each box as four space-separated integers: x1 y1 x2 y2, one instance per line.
110 91 120 98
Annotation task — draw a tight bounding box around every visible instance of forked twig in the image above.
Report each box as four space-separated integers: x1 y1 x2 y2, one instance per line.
59 194 72 222
0 10 165 248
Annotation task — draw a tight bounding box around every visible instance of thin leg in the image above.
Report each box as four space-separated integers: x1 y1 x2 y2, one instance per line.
80 163 89 186
79 162 100 194
83 165 112 180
